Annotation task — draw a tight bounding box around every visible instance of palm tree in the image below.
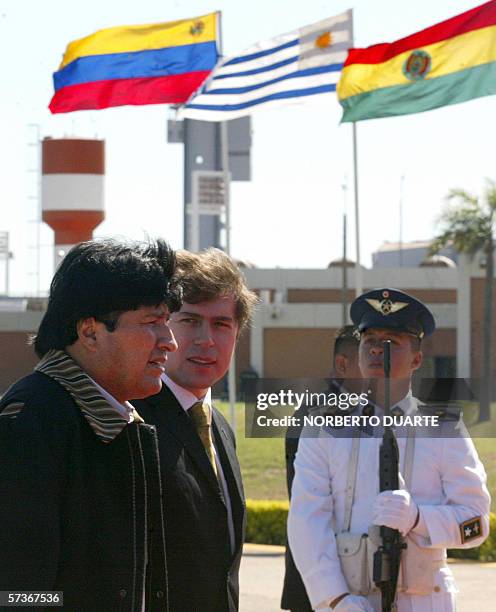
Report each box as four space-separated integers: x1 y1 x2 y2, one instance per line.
429 180 496 422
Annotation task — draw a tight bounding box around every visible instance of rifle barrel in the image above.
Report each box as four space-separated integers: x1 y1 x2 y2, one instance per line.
384 340 391 417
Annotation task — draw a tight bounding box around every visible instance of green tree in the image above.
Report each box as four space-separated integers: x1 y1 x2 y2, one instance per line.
430 180 496 422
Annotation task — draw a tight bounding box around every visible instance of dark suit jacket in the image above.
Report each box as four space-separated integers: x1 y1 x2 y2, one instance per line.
132 384 246 612
281 403 313 611
282 380 354 611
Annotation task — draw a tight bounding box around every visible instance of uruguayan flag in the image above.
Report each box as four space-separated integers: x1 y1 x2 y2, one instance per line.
180 10 353 121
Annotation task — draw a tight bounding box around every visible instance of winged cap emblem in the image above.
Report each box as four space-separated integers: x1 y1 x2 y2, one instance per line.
365 298 409 316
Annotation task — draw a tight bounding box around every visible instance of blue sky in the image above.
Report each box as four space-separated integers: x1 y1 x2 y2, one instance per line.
0 0 494 294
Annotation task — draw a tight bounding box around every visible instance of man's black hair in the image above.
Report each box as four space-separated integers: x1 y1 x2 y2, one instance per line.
333 324 360 358
34 238 182 358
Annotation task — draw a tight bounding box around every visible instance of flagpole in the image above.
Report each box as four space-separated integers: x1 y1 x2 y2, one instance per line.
220 120 236 431
399 174 405 266
221 122 231 254
352 121 362 296
341 177 348 325
217 11 237 431
349 8 362 297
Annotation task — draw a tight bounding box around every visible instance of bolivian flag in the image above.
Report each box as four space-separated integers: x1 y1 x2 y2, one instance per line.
338 1 496 122
50 13 218 113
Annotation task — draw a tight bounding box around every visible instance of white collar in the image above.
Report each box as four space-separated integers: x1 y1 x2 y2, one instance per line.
162 374 212 413
89 377 135 423
396 389 416 416
367 389 415 416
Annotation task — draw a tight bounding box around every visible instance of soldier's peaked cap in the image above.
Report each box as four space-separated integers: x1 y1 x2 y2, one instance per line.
350 288 435 339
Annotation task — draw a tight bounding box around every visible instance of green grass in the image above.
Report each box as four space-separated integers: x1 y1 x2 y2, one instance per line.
464 403 496 512
473 437 496 512
216 401 287 500
216 401 496 510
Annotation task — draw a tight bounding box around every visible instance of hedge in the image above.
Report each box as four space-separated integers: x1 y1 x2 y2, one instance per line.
245 500 289 545
246 499 496 561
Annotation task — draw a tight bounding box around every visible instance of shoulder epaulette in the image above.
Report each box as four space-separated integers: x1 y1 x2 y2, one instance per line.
418 403 462 421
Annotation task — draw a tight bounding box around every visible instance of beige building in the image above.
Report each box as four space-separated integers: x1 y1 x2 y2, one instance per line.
0 256 494 394
237 255 494 387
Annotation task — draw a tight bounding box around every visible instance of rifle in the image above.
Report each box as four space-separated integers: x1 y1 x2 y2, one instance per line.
373 340 406 611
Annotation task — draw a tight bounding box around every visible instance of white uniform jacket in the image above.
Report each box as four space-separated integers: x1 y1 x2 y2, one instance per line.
287 393 491 611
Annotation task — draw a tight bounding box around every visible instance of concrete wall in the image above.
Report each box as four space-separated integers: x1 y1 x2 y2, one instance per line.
1 260 493 390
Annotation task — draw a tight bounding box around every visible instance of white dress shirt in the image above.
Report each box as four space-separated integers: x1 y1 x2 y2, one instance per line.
90 377 135 423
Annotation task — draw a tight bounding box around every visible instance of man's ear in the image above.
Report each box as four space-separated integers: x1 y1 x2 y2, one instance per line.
77 317 99 351
411 350 423 371
334 354 347 376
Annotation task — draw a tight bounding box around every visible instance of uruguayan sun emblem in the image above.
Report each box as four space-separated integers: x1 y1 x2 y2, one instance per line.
315 32 332 49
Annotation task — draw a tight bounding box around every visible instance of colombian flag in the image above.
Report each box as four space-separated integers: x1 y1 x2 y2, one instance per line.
338 1 496 122
49 13 219 113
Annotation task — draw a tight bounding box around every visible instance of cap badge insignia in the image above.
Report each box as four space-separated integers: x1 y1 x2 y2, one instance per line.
365 298 409 316
460 516 482 543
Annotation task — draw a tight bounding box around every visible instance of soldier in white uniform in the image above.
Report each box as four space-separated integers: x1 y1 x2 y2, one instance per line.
288 288 491 612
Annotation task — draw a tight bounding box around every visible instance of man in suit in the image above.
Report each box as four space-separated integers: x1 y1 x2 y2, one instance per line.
132 248 258 612
281 325 361 612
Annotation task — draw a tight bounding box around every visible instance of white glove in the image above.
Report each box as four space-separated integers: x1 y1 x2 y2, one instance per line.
373 489 419 536
334 593 375 611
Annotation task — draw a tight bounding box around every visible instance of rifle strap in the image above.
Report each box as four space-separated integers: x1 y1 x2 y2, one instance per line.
403 426 416 492
342 426 416 532
343 430 361 532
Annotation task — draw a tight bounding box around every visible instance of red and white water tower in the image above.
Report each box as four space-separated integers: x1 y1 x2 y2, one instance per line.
41 138 105 270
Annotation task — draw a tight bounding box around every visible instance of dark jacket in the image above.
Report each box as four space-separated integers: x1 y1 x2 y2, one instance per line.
281 403 313 611
132 384 246 612
282 380 354 611
0 350 168 612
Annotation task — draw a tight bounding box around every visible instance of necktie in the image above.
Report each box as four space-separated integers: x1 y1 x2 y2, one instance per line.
189 401 218 478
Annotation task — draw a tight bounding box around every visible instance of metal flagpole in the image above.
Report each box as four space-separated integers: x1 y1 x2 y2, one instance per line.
217 11 237 431
220 122 231 255
352 122 362 296
349 10 362 297
341 178 348 325
399 175 405 267
5 234 10 296
191 169 200 252
220 121 236 431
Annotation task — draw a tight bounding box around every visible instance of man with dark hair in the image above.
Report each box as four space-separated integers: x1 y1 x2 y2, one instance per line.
0 238 181 612
288 289 490 612
281 325 361 612
132 248 258 612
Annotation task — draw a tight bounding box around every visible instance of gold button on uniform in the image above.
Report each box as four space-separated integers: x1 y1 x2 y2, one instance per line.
434 586 441 593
